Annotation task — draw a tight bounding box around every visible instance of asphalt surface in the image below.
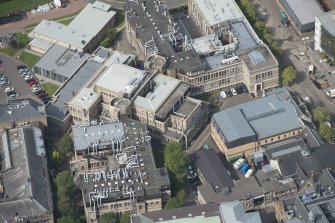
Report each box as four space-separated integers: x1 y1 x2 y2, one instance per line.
91 0 186 10
0 54 39 103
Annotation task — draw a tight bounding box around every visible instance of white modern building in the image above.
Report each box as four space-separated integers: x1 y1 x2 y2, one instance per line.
315 11 335 57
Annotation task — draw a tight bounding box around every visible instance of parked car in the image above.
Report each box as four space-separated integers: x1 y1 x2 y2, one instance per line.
8 93 18 99
315 73 326 79
231 88 238 96
17 65 27 70
0 80 10 86
312 80 322 89
28 81 39 87
233 158 245 170
226 89 233 97
32 87 42 92
4 87 14 93
24 75 33 81
220 91 227 99
37 93 48 99
245 168 255 178
34 89 46 95
240 83 249 93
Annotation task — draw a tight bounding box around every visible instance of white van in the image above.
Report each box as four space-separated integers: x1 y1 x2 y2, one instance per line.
233 158 245 170
308 65 314 75
245 169 255 178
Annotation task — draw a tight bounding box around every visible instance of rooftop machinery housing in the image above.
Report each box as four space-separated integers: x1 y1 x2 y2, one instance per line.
124 0 279 96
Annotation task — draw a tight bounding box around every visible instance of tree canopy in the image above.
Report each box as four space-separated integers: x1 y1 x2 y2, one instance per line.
312 107 331 124
100 212 119 223
281 66 297 86
57 215 80 223
55 171 77 216
319 123 335 143
164 142 187 183
119 212 131 223
59 134 73 157
164 189 186 209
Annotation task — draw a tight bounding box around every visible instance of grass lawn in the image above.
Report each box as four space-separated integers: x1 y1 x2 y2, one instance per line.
42 82 59 96
0 0 51 17
57 17 75 25
18 51 41 68
0 47 19 57
152 149 164 168
24 9 81 32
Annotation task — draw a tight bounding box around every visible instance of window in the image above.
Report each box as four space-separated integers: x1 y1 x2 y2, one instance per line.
293 132 296 135
278 136 280 139
265 140 267 143
271 138 273 141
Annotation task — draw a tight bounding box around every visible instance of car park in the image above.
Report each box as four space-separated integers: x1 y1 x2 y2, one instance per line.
231 88 238 96
0 80 10 86
240 83 249 93
4 87 14 93
29 81 39 87
17 65 27 70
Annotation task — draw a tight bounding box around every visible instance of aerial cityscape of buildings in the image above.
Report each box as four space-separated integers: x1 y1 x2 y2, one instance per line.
0 0 335 222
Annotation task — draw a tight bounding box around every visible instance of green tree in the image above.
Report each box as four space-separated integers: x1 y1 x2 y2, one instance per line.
312 107 331 124
164 142 187 183
100 38 112 48
120 212 131 223
55 171 77 216
52 150 61 170
59 134 73 157
319 123 335 143
57 215 80 223
100 212 119 223
164 197 183 209
281 66 297 86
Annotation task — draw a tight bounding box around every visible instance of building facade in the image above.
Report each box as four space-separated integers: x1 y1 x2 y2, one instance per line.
211 88 305 161
315 11 335 58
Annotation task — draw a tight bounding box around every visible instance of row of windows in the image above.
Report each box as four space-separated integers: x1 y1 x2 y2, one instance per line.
256 71 273 80
258 130 300 145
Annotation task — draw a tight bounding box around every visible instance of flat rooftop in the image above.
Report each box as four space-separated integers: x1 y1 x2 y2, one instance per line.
29 38 54 52
72 122 125 151
0 127 52 221
68 87 101 110
133 74 181 112
95 63 148 97
317 11 335 36
0 99 44 123
213 88 303 148
193 0 244 26
77 119 170 205
283 0 323 25
173 98 199 119
34 44 89 78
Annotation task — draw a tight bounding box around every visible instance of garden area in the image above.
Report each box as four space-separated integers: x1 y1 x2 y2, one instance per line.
42 82 59 96
18 51 40 68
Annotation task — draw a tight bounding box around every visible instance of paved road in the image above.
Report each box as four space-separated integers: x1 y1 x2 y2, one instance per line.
0 0 87 35
93 0 186 10
0 54 39 103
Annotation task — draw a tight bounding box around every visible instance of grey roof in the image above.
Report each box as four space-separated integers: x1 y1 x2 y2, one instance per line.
124 0 206 74
173 97 200 118
0 99 45 123
316 11 335 36
283 0 323 25
230 21 258 52
72 122 124 151
219 201 262 223
193 149 234 192
134 74 181 113
193 0 243 26
78 118 170 205
212 88 303 148
283 170 335 223
29 1 115 50
29 38 54 52
34 44 89 78
46 48 133 121
265 140 335 179
132 203 220 223
0 127 52 221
